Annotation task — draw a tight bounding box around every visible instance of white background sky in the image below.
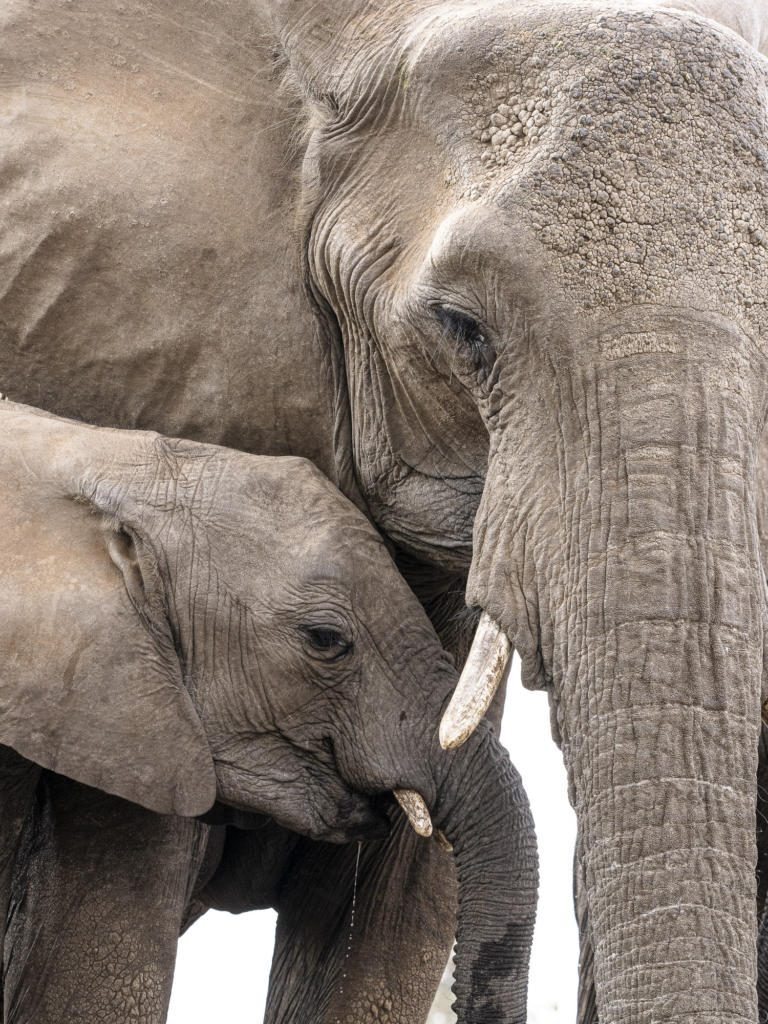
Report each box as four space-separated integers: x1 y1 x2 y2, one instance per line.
168 653 579 1023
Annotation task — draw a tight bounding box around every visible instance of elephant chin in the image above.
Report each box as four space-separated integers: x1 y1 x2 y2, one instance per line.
329 793 393 844
212 749 391 844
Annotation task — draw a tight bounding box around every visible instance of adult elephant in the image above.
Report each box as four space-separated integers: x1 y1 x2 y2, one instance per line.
3 1 768 1022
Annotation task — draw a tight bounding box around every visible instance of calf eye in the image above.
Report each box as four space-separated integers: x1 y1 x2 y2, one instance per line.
302 626 354 661
434 306 495 382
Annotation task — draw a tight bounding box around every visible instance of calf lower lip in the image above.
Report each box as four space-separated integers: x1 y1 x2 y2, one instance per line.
335 796 391 842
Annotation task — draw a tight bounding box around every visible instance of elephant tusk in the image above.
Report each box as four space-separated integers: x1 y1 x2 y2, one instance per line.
433 829 453 853
439 611 511 750
393 789 433 837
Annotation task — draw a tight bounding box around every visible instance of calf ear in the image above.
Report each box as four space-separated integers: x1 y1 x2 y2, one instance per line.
0 495 217 817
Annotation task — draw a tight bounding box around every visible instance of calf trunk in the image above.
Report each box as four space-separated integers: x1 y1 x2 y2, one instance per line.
433 723 538 1023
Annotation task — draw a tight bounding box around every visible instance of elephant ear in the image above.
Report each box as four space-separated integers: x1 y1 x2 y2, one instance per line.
0 488 217 817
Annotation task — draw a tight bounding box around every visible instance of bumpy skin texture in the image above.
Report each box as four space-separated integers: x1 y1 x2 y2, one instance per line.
3 0 768 1021
0 403 536 1023
5 775 210 1024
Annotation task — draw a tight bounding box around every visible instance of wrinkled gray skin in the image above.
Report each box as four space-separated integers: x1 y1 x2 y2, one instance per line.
0 403 536 1022
3 0 768 1020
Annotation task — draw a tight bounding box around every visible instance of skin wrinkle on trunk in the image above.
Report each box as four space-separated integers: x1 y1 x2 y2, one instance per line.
414 720 538 1024
565 350 764 1021
468 318 768 1022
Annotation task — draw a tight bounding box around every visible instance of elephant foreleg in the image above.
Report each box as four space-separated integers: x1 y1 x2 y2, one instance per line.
265 806 456 1024
0 745 41 1005
574 843 598 1024
756 725 768 1016
759 905 768 1019
3 771 209 1024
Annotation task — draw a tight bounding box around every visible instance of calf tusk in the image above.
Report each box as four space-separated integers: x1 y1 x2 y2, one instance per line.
439 611 511 750
393 789 433 837
433 829 453 853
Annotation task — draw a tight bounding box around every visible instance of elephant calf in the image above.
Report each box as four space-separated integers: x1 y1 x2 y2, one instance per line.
0 400 537 1023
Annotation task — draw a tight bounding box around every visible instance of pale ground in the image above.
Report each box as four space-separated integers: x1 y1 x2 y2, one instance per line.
168 653 579 1022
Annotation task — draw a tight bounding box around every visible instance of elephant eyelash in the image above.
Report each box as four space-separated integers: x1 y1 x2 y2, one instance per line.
436 306 485 346
302 626 354 661
433 305 495 383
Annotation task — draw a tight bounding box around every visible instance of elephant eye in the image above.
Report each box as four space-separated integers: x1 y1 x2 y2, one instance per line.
302 626 354 661
434 306 495 382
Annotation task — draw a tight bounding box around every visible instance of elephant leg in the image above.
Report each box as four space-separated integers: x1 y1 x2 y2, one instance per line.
756 725 768 1015
759 903 768 1019
0 745 41 1003
4 771 209 1024
574 843 598 1024
265 805 456 1024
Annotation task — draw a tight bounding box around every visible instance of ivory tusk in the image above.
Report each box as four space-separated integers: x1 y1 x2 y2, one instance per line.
439 611 511 751
393 789 433 837
433 829 453 853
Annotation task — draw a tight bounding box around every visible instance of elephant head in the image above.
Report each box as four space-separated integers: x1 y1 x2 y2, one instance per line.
0 401 537 1021
267 1 768 1020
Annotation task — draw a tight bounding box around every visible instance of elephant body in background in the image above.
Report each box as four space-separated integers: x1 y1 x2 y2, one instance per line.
671 0 768 55
3 0 768 1021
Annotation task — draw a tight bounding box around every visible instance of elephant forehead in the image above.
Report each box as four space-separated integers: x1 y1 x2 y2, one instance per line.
201 496 389 602
415 2 768 340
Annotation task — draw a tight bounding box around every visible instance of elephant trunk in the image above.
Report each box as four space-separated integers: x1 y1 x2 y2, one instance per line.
568 618 760 1022
432 722 538 1024
462 331 768 1021
556 383 765 1021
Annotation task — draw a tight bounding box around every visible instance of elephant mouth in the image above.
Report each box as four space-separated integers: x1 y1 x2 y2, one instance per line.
211 750 392 844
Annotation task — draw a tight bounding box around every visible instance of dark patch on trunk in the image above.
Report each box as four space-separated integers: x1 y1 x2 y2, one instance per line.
465 922 528 1023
